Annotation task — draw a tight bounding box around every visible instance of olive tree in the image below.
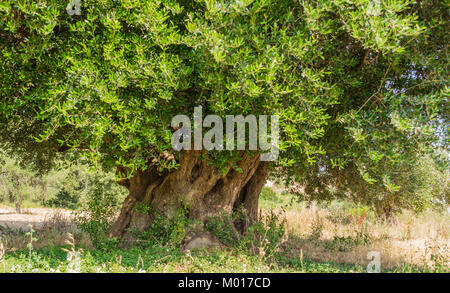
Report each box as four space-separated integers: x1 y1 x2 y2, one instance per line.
0 0 447 237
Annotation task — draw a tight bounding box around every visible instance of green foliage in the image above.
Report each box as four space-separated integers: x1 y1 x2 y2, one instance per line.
291 154 449 217
324 230 372 252
134 202 151 215
134 204 192 248
41 163 88 209
206 209 286 259
205 211 239 247
362 155 449 217
244 211 287 258
73 172 127 247
4 233 445 273
2 244 371 273
25 224 38 265
260 187 278 202
0 150 127 214
0 152 39 212
324 236 359 252
45 189 79 210
0 1 448 215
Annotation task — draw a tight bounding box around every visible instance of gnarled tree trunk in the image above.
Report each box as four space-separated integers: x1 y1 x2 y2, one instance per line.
110 151 267 239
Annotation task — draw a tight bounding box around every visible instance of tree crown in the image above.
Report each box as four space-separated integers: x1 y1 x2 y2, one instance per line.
1 0 448 209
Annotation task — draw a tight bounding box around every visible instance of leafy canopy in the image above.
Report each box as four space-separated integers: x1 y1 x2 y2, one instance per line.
0 0 448 210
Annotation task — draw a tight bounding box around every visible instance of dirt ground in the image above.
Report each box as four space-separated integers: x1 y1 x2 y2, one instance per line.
0 206 73 231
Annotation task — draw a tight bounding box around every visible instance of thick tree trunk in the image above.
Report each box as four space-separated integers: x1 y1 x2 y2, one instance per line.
110 151 267 239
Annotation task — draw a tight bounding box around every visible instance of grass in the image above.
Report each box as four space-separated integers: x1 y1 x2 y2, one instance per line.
2 243 367 273
259 188 449 271
0 187 448 273
0 199 46 210
1 241 442 273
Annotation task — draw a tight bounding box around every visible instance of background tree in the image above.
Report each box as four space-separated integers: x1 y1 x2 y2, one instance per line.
0 150 127 212
0 153 36 213
0 0 448 237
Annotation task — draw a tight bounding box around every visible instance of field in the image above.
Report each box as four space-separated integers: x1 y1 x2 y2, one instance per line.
0 188 448 273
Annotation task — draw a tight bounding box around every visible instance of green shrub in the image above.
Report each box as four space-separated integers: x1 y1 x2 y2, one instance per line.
206 209 286 259
73 171 127 248
45 188 79 210
205 211 239 247
260 187 278 202
0 153 39 212
133 204 192 249
243 211 286 259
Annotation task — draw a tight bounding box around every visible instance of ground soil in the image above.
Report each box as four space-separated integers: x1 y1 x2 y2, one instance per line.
0 206 72 231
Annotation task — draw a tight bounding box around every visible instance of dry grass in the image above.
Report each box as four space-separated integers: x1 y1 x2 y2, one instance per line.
0 207 72 231
0 206 91 251
280 204 449 270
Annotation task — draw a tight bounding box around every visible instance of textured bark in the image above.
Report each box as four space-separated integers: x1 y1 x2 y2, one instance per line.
110 151 267 239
